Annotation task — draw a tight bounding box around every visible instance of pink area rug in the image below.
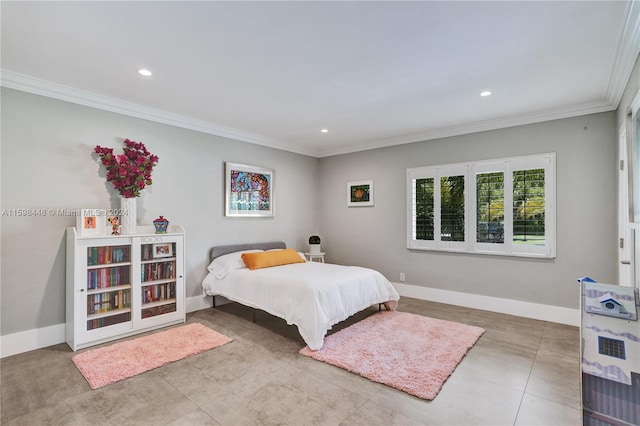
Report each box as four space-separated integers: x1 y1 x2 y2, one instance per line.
72 323 232 389
299 311 484 400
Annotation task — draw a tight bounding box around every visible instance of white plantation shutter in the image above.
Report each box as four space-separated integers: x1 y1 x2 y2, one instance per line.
408 153 555 258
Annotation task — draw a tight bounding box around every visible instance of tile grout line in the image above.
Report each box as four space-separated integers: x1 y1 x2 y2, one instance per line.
170 377 218 425
337 387 382 425
512 321 547 425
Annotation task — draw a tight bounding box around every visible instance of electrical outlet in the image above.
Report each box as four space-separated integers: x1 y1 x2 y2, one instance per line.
400 272 405 282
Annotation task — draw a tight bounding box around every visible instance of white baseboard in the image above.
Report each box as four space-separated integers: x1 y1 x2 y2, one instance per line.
0 323 66 358
1 295 213 358
187 294 213 312
2 290 579 358
393 282 579 327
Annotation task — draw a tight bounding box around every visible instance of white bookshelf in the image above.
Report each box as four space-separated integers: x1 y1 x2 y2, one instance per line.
66 225 185 351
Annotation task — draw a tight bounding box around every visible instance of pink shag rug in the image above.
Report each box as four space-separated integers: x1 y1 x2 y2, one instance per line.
72 323 232 389
299 311 484 400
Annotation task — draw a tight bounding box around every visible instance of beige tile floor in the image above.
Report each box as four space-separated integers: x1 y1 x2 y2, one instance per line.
1 297 582 425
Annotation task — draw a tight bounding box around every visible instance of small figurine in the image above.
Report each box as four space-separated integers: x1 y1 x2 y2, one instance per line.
108 216 121 236
153 216 169 234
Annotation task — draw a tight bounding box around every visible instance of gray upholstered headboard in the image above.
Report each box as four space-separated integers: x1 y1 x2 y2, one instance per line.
209 241 286 262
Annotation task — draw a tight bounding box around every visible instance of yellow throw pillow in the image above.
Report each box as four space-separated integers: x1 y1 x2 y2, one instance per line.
241 248 305 270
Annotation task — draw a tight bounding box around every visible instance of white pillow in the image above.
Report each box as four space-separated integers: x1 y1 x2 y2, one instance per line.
207 249 263 279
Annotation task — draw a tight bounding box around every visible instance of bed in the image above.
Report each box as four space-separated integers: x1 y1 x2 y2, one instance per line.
201 241 400 350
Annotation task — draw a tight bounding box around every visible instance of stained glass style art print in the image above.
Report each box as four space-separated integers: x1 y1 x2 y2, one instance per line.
225 162 274 217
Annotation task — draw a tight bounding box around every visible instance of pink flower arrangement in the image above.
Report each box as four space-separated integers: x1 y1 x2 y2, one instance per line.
94 139 159 198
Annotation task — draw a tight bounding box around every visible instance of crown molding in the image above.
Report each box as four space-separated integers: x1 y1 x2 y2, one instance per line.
2 2 637 160
1 5 637 162
317 99 616 157
606 0 640 107
320 2 639 158
0 69 619 159
0 70 317 157
0 63 625 159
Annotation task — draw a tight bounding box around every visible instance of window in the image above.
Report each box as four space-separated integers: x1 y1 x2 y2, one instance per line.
413 177 434 241
440 175 465 242
513 168 545 246
476 171 504 244
409 164 468 251
407 153 555 258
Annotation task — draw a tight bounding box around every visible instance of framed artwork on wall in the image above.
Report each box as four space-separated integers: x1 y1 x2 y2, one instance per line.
76 208 107 236
347 180 374 207
225 162 274 217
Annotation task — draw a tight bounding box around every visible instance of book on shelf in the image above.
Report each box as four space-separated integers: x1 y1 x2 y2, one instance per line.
87 246 130 266
142 282 177 304
141 303 177 319
86 265 130 289
87 311 131 330
86 289 131 315
141 261 176 282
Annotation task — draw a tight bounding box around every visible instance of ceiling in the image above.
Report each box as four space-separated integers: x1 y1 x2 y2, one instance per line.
2 1 639 158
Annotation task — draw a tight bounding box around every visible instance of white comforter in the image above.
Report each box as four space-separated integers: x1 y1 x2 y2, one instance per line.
202 262 399 350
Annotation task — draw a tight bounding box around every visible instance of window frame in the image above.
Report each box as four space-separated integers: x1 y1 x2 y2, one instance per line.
408 164 469 253
407 153 556 258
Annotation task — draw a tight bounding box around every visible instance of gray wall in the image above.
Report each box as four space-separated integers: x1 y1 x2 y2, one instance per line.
318 112 618 309
1 88 320 336
0 80 626 337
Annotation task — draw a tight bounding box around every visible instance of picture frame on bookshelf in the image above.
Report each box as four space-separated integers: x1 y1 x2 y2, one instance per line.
152 243 173 258
76 208 107 236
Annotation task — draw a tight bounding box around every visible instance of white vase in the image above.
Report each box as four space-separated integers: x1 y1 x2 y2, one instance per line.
309 244 321 254
120 196 137 235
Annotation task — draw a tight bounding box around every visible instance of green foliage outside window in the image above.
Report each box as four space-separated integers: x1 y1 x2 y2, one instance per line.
415 169 545 245
440 176 465 241
415 178 434 240
513 169 545 244
477 172 505 243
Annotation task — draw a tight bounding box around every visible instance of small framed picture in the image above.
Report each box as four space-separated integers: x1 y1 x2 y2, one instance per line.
76 208 107 236
347 180 374 207
152 243 173 258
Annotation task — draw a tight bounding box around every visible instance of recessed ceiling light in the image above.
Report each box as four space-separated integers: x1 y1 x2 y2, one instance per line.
138 69 152 77
320 129 329 133
480 90 492 97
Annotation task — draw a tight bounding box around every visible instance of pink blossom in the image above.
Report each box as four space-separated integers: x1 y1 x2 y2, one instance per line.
94 139 158 198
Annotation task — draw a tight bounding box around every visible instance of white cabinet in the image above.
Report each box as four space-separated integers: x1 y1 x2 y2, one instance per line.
66 225 185 351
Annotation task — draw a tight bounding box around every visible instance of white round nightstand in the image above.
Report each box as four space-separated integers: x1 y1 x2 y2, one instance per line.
305 252 325 263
